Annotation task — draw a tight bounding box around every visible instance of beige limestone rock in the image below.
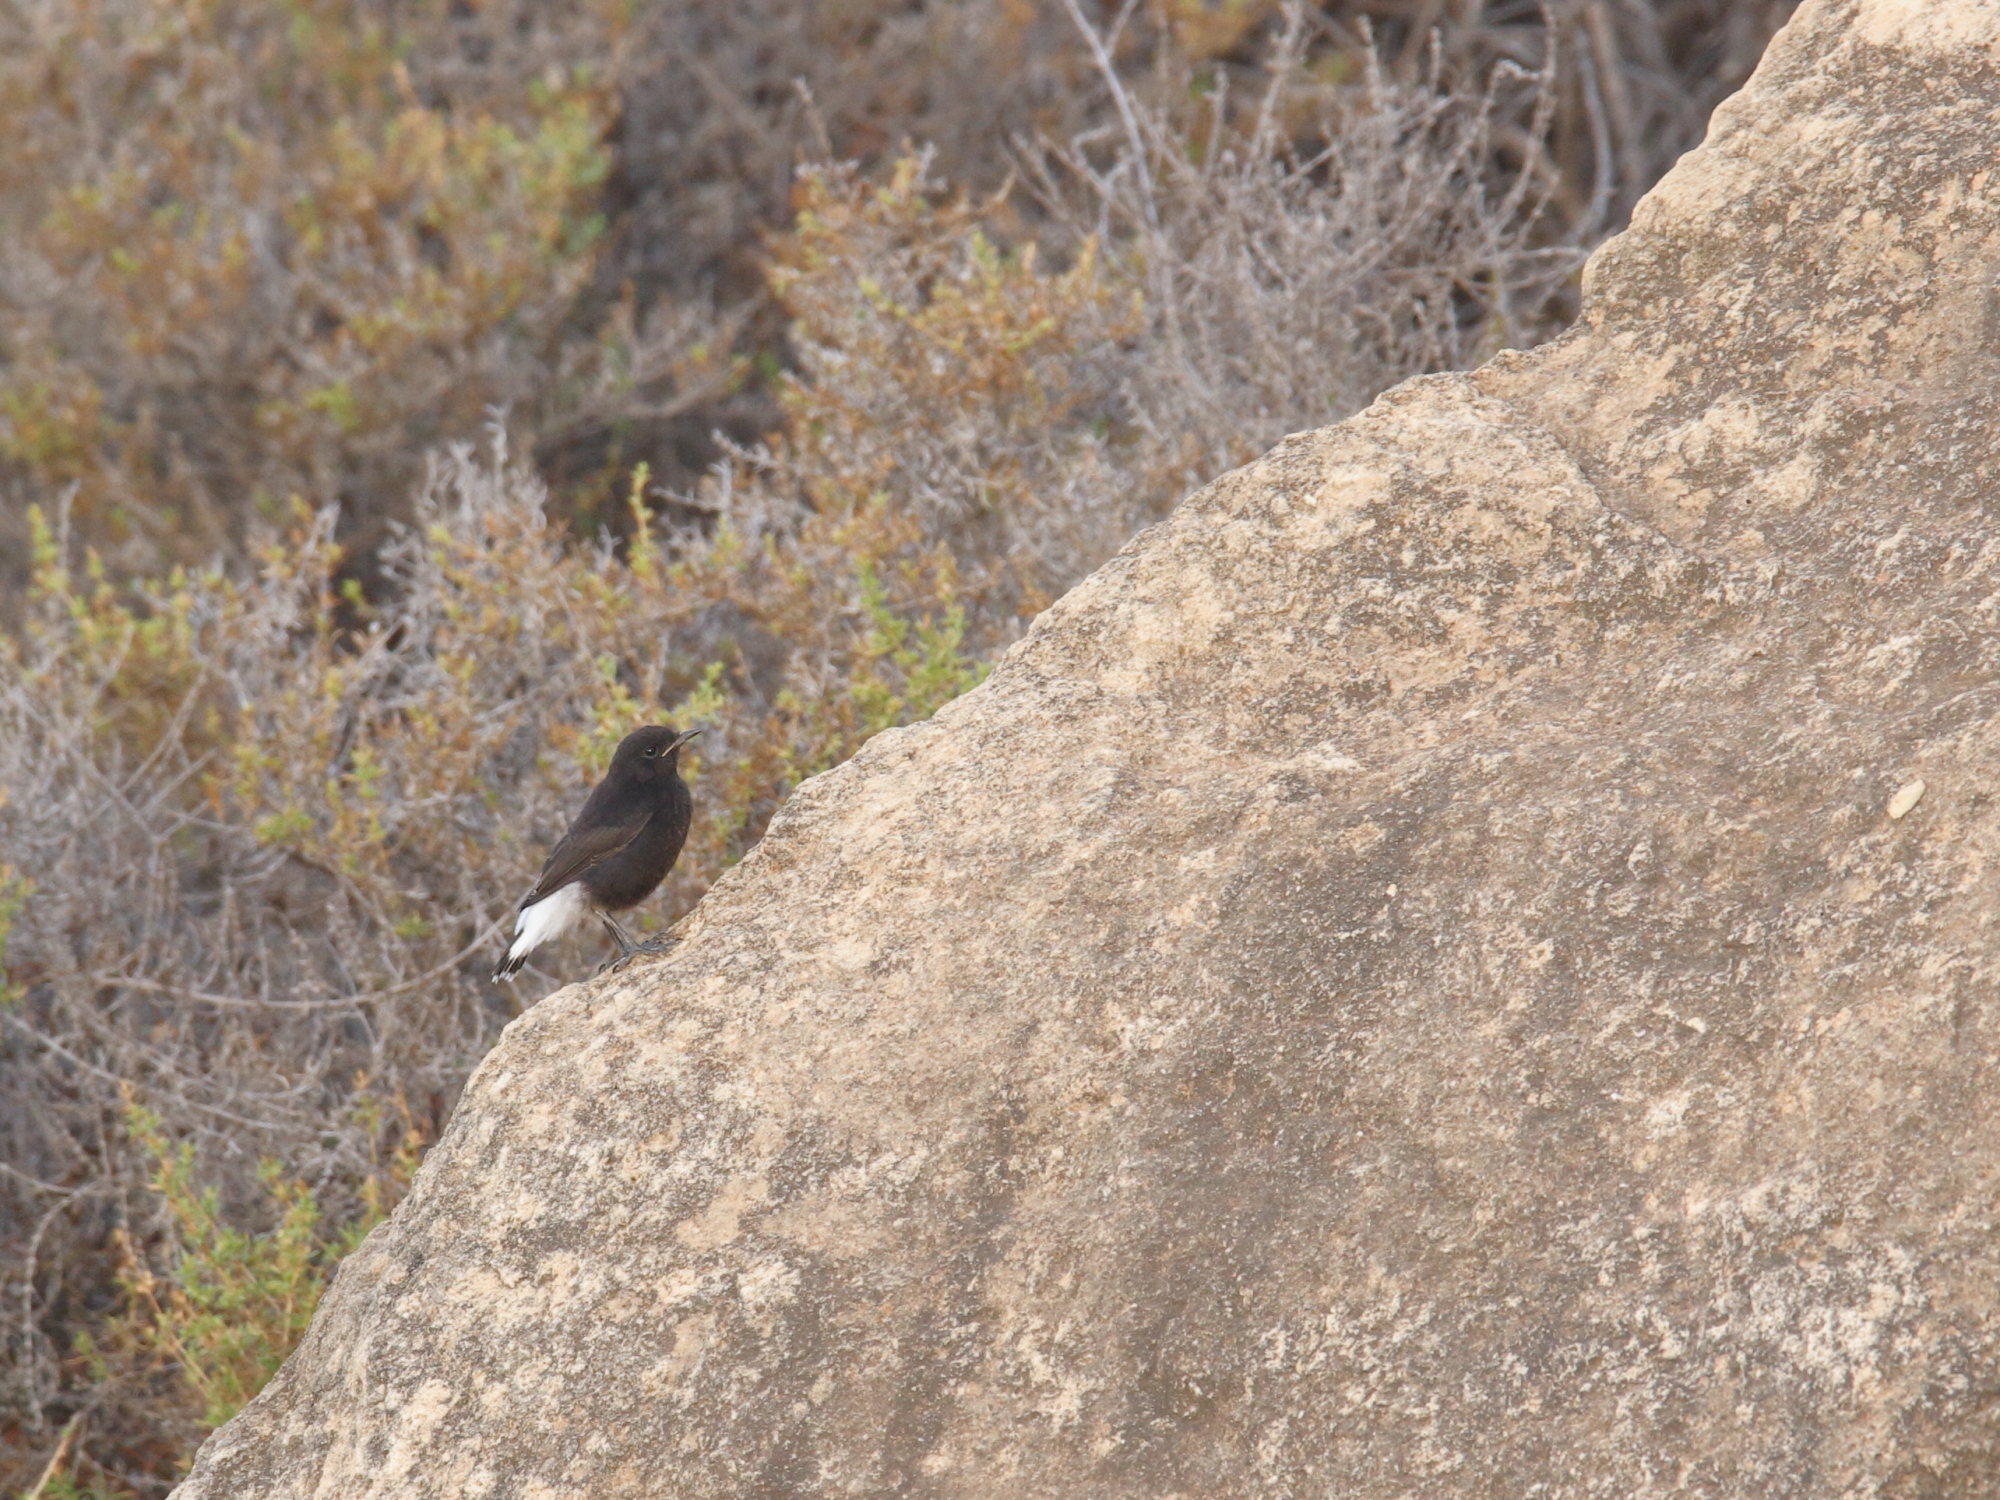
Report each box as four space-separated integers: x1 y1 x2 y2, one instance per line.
176 1 2000 1494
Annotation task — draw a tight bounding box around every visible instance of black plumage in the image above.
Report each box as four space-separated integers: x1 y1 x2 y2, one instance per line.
493 724 700 979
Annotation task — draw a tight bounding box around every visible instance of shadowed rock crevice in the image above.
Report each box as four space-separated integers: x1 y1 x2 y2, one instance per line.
178 0 2000 1494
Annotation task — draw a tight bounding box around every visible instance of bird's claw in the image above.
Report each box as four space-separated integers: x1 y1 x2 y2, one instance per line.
596 936 679 976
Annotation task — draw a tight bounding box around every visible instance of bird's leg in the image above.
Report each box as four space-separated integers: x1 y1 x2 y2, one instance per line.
600 912 637 957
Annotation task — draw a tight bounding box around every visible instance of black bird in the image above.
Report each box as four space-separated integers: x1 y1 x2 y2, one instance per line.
493 725 701 980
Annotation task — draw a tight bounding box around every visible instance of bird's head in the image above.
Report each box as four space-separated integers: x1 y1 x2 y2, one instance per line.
612 724 703 779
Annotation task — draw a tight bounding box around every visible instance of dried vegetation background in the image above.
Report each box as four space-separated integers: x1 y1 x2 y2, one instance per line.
0 0 1792 1490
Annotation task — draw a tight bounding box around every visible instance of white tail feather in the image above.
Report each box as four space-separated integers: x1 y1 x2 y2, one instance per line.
501 883 589 973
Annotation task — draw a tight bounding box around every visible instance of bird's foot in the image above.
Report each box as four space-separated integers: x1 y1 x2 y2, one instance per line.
596 935 680 976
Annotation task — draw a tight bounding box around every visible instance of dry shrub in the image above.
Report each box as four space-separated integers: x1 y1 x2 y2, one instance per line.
1029 0 1584 511
0 0 1098 599
600 0 1097 311
766 157 1146 610
599 0 1800 314
603 0 1798 306
0 0 1800 601
1307 0 1799 235
764 10 1590 613
0 0 730 590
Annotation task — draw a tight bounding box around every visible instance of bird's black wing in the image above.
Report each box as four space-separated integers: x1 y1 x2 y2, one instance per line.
518 803 648 909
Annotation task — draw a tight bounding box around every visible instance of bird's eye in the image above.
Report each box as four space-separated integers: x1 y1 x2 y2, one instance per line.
644 746 658 758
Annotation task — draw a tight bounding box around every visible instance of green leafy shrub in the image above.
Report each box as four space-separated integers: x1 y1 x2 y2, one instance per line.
105 1095 416 1433
0 858 28 1009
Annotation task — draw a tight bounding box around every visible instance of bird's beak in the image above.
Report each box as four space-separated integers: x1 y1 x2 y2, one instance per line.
670 727 706 753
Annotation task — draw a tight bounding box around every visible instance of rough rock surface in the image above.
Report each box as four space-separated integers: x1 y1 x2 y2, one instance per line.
180 2 2000 1494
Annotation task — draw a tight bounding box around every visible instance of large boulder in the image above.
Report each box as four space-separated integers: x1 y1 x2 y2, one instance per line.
178 1 2000 1494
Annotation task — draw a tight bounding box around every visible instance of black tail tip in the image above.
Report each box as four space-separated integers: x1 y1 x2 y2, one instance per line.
492 954 526 982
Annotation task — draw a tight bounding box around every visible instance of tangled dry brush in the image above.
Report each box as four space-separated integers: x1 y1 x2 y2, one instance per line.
0 0 1791 1488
